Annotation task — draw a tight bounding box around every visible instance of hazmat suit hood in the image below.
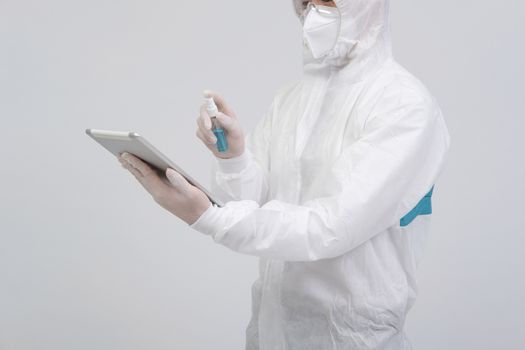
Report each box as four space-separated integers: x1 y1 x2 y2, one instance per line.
293 0 392 75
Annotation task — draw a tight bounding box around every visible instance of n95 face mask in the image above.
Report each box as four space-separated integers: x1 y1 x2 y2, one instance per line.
302 4 341 59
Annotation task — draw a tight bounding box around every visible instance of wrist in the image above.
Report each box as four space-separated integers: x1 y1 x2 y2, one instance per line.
186 200 213 226
216 149 250 174
188 201 220 231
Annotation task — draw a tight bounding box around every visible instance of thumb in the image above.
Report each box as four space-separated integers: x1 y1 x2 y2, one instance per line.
166 168 190 193
216 112 236 132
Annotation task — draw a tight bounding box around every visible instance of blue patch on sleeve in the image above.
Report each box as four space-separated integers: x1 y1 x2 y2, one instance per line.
400 186 434 227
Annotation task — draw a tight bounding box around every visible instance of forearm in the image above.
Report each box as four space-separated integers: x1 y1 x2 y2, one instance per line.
189 198 369 262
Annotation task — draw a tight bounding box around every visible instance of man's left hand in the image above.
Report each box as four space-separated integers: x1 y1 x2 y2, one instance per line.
118 152 211 225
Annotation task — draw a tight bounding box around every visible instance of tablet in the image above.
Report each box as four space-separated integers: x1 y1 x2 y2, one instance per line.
86 129 224 207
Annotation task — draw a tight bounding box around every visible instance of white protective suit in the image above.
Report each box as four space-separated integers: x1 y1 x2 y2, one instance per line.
190 0 450 349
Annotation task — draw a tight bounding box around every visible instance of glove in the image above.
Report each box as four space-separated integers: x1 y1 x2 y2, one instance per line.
196 90 245 159
118 152 211 225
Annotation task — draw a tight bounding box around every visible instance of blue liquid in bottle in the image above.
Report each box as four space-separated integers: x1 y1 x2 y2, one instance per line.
211 117 228 152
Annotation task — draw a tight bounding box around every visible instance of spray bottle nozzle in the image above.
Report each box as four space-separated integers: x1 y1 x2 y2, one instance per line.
204 95 219 118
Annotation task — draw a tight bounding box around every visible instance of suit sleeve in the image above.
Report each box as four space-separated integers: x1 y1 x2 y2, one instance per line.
191 96 451 262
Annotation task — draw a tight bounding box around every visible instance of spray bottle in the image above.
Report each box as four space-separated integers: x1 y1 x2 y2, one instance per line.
204 95 229 153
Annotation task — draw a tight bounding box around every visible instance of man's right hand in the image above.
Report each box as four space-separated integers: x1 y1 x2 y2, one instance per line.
196 90 245 159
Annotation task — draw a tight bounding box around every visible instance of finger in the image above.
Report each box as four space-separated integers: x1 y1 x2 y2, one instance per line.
122 161 145 183
124 163 168 202
196 128 216 145
120 156 172 203
197 122 217 143
121 153 153 178
196 113 216 142
216 112 241 136
128 161 171 197
199 104 212 129
166 168 191 194
203 89 236 119
118 155 127 166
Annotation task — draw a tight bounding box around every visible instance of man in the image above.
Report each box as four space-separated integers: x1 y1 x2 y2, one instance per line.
118 0 450 348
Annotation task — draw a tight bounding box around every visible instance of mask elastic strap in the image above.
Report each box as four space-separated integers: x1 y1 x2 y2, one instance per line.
301 2 318 21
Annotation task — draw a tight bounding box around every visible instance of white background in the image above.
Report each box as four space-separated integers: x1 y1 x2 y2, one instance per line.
1 0 523 349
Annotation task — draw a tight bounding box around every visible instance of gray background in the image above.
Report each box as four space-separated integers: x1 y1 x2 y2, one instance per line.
1 0 523 349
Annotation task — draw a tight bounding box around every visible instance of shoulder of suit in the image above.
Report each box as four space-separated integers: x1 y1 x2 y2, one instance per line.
377 61 438 109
